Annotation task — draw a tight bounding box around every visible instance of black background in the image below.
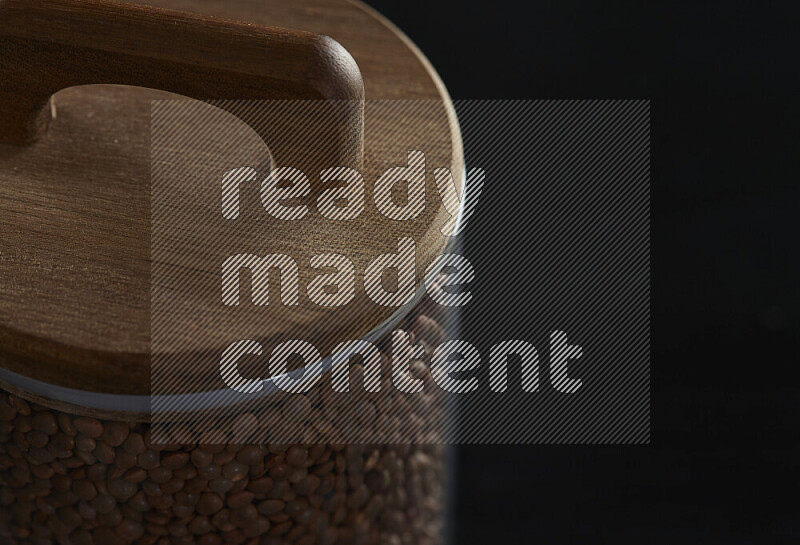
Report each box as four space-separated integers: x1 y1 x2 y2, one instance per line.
366 1 799 543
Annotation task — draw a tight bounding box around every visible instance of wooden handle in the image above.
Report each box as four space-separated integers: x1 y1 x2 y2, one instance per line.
0 0 364 166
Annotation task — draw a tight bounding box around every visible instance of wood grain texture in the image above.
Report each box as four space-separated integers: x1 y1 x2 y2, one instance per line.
0 0 364 168
0 0 464 399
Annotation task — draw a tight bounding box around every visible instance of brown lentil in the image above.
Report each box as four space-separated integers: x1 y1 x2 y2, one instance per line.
0 311 447 545
72 418 103 439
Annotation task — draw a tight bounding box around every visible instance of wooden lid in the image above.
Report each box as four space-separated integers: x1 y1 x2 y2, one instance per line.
0 0 463 396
